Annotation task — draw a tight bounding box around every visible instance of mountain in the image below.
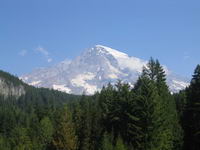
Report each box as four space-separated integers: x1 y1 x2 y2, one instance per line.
21 45 189 95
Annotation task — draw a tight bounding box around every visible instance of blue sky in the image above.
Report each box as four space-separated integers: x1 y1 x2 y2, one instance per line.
0 0 199 78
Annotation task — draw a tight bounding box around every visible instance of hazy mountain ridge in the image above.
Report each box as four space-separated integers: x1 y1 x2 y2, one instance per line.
21 45 189 94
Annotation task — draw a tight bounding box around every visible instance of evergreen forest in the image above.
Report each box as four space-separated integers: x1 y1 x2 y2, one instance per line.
0 58 200 150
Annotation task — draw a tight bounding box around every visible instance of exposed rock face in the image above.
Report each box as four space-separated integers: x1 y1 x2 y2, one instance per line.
0 78 25 98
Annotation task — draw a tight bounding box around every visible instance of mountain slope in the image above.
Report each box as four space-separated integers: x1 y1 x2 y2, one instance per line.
21 45 189 94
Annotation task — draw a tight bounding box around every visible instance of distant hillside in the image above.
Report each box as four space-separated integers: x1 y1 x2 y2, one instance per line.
0 70 80 102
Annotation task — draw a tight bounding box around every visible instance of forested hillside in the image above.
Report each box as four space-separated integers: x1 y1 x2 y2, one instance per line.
0 59 199 150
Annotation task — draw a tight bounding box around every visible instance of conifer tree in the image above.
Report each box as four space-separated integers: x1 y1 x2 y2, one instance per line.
52 106 77 150
99 83 115 134
39 116 53 148
134 75 162 150
183 64 200 150
99 81 140 148
73 95 91 150
173 90 187 119
135 58 183 150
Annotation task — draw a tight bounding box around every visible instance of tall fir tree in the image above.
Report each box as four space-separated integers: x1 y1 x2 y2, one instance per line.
74 95 91 150
138 58 183 150
183 64 200 150
134 75 165 150
52 106 77 150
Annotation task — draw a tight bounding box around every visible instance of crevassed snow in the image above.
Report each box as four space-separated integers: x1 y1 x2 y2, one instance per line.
106 60 128 77
71 72 95 85
29 80 41 86
172 80 189 88
169 80 189 93
106 61 122 74
97 45 170 74
53 84 71 93
96 45 128 59
71 72 98 94
96 45 146 73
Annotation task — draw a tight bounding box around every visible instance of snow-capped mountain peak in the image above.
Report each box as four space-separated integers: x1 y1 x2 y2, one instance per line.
21 45 189 95
90 45 147 73
95 45 128 59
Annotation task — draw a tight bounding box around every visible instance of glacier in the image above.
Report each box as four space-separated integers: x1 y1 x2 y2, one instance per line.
21 45 189 95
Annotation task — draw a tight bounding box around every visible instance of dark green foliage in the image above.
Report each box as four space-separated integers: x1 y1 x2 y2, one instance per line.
183 65 200 150
99 81 140 148
134 75 162 150
144 58 183 150
173 90 187 119
72 95 103 150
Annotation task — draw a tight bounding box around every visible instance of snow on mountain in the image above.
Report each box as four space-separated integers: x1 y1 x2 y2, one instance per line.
170 80 190 91
52 84 71 93
29 80 41 86
21 45 189 95
95 45 147 73
71 72 98 94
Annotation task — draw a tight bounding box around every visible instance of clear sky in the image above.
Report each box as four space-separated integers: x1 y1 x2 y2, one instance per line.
0 0 199 78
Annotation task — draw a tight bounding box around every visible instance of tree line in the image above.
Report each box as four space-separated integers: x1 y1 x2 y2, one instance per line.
0 58 199 150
